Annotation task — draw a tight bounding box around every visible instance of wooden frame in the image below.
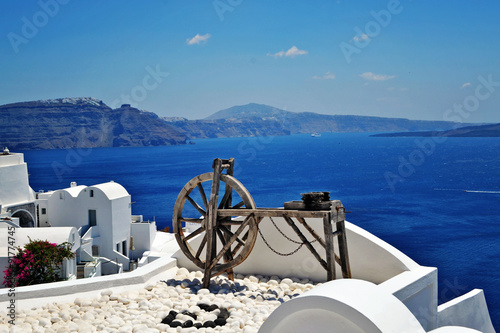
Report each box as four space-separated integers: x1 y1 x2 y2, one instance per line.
172 158 351 288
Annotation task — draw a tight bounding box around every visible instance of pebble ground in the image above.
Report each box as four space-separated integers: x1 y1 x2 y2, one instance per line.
0 267 318 332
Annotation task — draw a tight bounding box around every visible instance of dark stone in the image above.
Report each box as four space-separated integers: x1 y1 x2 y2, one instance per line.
207 304 219 312
168 310 178 318
160 315 173 324
170 321 182 327
183 311 197 320
203 321 216 328
182 320 193 328
198 303 210 311
214 318 227 326
218 308 229 320
194 323 203 329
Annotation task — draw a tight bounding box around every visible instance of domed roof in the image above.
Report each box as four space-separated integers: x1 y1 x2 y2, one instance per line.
91 181 129 200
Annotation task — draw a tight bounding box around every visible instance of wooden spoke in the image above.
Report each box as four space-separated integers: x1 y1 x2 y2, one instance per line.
184 227 204 242
180 217 204 223
186 195 206 217
219 225 245 247
218 189 232 210
231 200 245 209
172 171 257 272
195 233 207 260
208 215 254 271
231 229 249 256
197 183 209 210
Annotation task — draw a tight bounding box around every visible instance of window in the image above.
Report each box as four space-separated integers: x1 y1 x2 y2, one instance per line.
90 190 94 197
59 192 64 200
88 210 97 226
122 240 127 256
41 208 46 215
116 243 120 252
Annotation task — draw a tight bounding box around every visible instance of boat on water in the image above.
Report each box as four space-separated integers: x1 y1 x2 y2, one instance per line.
311 132 321 137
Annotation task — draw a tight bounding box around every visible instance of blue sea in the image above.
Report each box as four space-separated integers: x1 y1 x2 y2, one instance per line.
21 133 499 329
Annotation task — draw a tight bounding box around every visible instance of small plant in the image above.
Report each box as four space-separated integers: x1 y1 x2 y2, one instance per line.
3 238 74 287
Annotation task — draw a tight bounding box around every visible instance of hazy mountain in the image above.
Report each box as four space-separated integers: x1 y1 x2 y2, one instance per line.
0 98 187 150
170 103 479 139
1 99 487 150
371 123 500 137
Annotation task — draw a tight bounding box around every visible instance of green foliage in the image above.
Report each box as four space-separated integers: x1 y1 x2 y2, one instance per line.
3 238 74 287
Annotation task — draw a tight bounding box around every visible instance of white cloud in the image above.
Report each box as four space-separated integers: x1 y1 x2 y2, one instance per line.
268 46 308 58
359 72 396 81
387 87 408 91
461 82 471 89
313 71 336 80
352 34 370 42
186 33 211 45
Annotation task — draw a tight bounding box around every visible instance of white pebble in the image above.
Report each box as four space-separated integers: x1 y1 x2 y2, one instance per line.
38 317 51 327
176 267 189 277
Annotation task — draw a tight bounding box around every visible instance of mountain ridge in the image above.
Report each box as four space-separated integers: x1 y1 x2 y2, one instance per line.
371 122 500 137
0 98 489 150
0 99 186 150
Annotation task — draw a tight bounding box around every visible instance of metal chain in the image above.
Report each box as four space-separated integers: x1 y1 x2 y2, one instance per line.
269 216 318 244
257 225 304 256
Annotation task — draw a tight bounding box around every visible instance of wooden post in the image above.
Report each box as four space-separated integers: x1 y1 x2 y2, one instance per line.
222 158 235 280
331 201 351 279
283 216 328 271
323 212 336 281
203 158 223 288
336 220 352 278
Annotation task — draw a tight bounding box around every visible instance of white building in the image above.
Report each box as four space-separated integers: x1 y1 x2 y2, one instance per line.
36 181 156 274
0 148 36 227
0 148 156 284
0 227 80 283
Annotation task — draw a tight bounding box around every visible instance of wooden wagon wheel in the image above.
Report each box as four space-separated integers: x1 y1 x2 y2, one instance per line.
172 170 258 285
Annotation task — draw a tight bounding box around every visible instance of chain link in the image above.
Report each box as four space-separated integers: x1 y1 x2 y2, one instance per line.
269 216 318 244
257 225 304 256
257 217 318 256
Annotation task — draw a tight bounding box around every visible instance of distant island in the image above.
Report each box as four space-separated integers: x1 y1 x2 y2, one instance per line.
371 123 500 138
0 98 488 150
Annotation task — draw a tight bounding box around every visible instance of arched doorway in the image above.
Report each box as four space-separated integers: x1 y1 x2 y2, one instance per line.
12 210 35 228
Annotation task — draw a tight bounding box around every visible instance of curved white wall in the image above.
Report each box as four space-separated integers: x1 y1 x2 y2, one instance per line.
176 218 419 284
259 279 426 333
0 153 35 208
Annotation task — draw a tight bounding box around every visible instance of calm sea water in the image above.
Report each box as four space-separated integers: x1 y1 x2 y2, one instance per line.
21 133 500 328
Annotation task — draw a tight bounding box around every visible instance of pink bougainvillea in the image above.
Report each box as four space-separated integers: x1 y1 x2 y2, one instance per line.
3 239 74 287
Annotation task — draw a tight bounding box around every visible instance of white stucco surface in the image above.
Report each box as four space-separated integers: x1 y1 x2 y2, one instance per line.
0 255 177 310
92 182 130 200
437 289 495 333
259 279 426 333
0 153 35 209
41 181 133 271
175 219 419 284
379 266 438 331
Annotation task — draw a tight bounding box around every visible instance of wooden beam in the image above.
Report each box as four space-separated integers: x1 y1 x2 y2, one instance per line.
296 217 326 249
283 216 328 271
336 220 352 278
218 208 330 219
203 158 222 288
323 213 336 281
208 214 254 271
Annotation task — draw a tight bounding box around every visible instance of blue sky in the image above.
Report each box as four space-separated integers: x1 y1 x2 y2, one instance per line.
1 0 499 122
